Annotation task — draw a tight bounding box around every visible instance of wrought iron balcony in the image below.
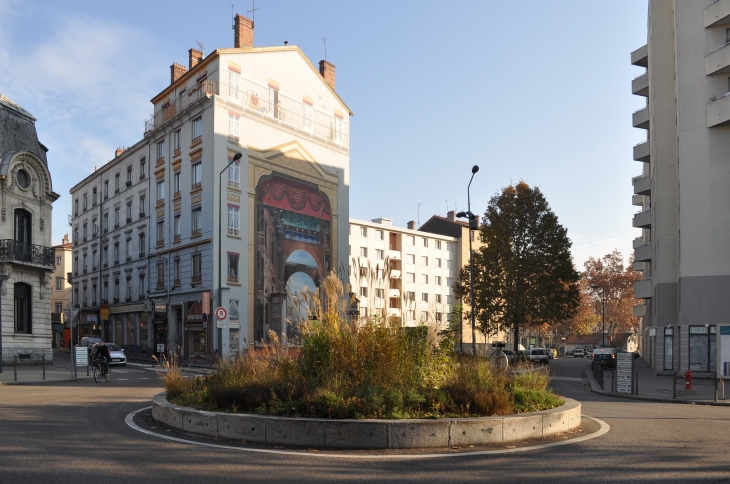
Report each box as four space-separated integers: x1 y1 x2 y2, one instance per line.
0 240 55 268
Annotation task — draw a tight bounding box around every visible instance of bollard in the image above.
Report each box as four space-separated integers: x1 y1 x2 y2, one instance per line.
42 354 46 381
673 372 677 400
13 355 17 382
634 369 639 395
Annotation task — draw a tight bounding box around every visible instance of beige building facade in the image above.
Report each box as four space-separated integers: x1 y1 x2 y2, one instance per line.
50 234 72 347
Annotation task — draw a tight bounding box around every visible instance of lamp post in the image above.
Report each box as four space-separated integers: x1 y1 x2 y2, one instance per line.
456 164 479 356
591 285 606 347
0 272 8 373
218 152 243 359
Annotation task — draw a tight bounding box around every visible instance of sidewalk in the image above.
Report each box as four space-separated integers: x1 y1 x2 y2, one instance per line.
585 358 730 406
1 349 93 385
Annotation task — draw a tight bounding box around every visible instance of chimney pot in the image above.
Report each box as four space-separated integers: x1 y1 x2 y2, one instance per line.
234 14 254 48
447 211 456 221
407 220 416 230
170 62 188 84
115 147 126 157
319 60 336 91
188 48 203 69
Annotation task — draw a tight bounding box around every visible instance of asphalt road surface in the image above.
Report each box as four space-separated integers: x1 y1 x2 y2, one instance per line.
1 357 729 483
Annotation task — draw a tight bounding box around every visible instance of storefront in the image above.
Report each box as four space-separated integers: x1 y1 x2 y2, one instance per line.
689 325 717 372
152 300 168 359
108 302 148 356
77 312 100 342
184 300 206 362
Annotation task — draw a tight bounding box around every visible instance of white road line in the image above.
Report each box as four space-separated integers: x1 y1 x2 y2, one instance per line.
551 377 584 382
116 379 129 381
127 362 154 368
138 378 151 380
125 407 610 460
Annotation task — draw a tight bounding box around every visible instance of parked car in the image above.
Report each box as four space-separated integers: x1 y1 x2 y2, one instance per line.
502 349 515 362
566 349 573 356
91 342 127 366
515 350 529 363
528 348 550 365
79 336 101 349
573 348 584 358
591 348 616 368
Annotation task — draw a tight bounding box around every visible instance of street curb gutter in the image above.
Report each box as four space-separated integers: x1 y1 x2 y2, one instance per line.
151 392 581 450
583 370 730 407
1 377 93 386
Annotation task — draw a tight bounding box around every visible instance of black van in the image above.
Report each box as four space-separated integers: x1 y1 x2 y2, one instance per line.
591 348 616 368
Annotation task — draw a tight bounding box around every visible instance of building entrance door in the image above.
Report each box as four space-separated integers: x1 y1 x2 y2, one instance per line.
154 322 168 358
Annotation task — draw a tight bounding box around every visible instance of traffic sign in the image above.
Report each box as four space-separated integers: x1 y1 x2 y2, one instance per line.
215 307 227 321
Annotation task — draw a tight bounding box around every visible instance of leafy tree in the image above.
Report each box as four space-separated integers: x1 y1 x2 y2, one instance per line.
455 182 580 352
583 250 640 343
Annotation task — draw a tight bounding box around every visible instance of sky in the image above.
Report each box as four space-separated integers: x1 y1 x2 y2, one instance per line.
0 0 648 269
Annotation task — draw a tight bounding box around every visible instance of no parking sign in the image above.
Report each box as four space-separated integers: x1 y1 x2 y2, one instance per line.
215 307 227 328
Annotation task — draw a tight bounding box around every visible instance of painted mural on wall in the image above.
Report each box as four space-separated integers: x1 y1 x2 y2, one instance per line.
255 173 332 344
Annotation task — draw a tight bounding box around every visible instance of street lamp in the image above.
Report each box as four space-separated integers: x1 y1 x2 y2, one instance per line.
591 285 606 347
456 164 479 356
218 152 243 359
0 272 8 373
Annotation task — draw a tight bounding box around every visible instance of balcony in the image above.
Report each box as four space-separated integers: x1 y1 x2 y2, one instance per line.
173 235 181 244
139 251 146 258
389 288 401 299
633 140 650 162
632 194 644 206
706 41 730 75
139 212 146 219
707 93 730 127
633 303 647 317
156 240 165 248
390 269 401 279
388 250 401 260
632 72 648 97
632 106 649 129
387 307 401 317
126 217 132 224
227 275 240 284
634 278 652 299
634 244 651 262
156 281 165 291
633 209 651 229
173 278 181 288
0 240 55 268
191 275 202 285
191 182 202 192
631 44 648 67
125 180 132 188
633 174 651 195
145 80 219 134
114 259 120 265
705 0 730 27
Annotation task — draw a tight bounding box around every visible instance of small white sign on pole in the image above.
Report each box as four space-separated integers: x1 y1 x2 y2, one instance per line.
75 346 88 366
615 352 633 394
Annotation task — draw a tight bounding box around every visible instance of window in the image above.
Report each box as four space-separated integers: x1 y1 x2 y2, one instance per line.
103 180 108 199
435 312 443 321
56 256 61 265
406 236 414 246
422 293 428 302
446 277 453 288
192 207 203 234
406 272 415 283
375 249 384 260
375 230 384 240
14 209 31 245
406 310 415 322
82 286 88 306
156 140 165 161
435 294 442 304
360 247 368 257
114 173 120 192
406 291 415 302
173 130 180 152
126 277 132 299
360 227 367 237
173 172 181 195
156 180 165 201
103 213 109 232
126 202 132 221
103 280 108 301
92 218 97 236
435 276 442 286
421 274 428 284
228 70 240 98
102 246 108 265
447 260 453 269
55 277 63 291
83 194 87 210
227 206 239 235
82 254 87 272
406 254 415 264
436 240 441 250
191 162 202 188
192 117 202 141
334 116 343 142
140 158 146 179
55 302 63 313
435 258 442 268
192 254 202 282
446 243 453 251
138 233 145 256
113 242 119 263
228 254 239 282
126 238 131 257
229 113 240 139
114 208 120 227
375 288 384 299
420 311 428 321
139 273 145 297
92 187 97 206
82 223 87 240
269 87 279 118
422 256 428 266
303 101 313 129
174 214 181 238
126 166 132 184
92 250 96 268
359 287 368 297
74 198 78 216
447 295 454 304
229 300 240 321
139 195 146 216
228 161 240 188
156 221 164 244
174 258 181 282
157 263 165 288
14 283 32 334
422 238 428 248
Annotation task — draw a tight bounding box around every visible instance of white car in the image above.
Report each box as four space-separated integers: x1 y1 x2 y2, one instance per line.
91 343 127 366
573 348 584 358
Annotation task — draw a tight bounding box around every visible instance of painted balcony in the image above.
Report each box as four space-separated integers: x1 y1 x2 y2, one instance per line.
633 209 651 229
632 106 649 129
705 0 730 28
632 72 648 97
707 93 730 127
633 303 647 317
634 244 652 262
633 174 651 195
0 240 55 268
634 278 652 299
705 40 730 75
631 44 648 67
634 140 650 162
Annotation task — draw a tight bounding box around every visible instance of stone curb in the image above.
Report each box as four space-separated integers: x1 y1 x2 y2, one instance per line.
151 393 581 449
583 370 730 407
1 377 93 386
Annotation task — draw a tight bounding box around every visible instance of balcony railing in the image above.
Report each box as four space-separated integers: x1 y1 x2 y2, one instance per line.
0 240 55 267
191 275 202 285
145 80 219 133
227 275 240 284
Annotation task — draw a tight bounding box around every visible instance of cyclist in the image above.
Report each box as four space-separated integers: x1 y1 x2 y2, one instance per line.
94 341 111 369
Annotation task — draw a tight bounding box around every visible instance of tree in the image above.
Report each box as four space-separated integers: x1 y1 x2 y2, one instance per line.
551 279 601 339
455 182 580 352
583 250 640 343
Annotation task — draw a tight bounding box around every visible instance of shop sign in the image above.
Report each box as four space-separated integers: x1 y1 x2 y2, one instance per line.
109 303 146 315
86 314 97 323
100 306 109 321
186 301 203 322
690 326 709 334
202 292 210 319
155 301 167 313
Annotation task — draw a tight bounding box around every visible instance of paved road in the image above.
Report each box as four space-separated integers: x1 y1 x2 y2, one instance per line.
1 357 729 483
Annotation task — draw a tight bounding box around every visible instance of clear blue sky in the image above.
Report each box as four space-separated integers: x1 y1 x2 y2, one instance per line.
0 0 648 269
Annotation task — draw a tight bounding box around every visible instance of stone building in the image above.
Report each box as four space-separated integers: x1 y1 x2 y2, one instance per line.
50 233 72 347
0 94 59 364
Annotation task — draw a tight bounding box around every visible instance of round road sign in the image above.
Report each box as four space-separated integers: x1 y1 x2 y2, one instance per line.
215 307 227 320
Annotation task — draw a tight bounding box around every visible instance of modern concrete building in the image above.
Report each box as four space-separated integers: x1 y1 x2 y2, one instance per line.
631 1 730 374
0 94 59 364
50 233 72 347
68 14 350 361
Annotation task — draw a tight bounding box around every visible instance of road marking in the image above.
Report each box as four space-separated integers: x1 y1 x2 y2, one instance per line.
551 377 584 382
126 407 610 460
138 378 151 380
127 362 154 368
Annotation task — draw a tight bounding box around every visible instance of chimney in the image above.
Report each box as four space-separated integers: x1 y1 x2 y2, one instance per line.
115 147 126 157
319 60 336 90
447 210 456 221
170 62 188 84
234 14 254 48
189 48 203 69
62 233 70 245
407 220 416 230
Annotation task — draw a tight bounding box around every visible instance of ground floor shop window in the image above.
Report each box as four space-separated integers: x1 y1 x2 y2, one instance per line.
188 329 206 360
689 326 716 372
230 329 239 353
127 318 136 353
114 320 123 347
140 313 149 355
664 327 673 371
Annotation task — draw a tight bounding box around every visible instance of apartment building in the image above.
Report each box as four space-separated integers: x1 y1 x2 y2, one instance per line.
0 94 59 364
50 234 72 347
68 14 350 361
630 1 730 374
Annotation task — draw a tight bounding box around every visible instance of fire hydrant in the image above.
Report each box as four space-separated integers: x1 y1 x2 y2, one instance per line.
684 369 693 390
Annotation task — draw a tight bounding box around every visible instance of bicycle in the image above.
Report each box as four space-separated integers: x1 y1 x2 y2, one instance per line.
93 358 112 383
